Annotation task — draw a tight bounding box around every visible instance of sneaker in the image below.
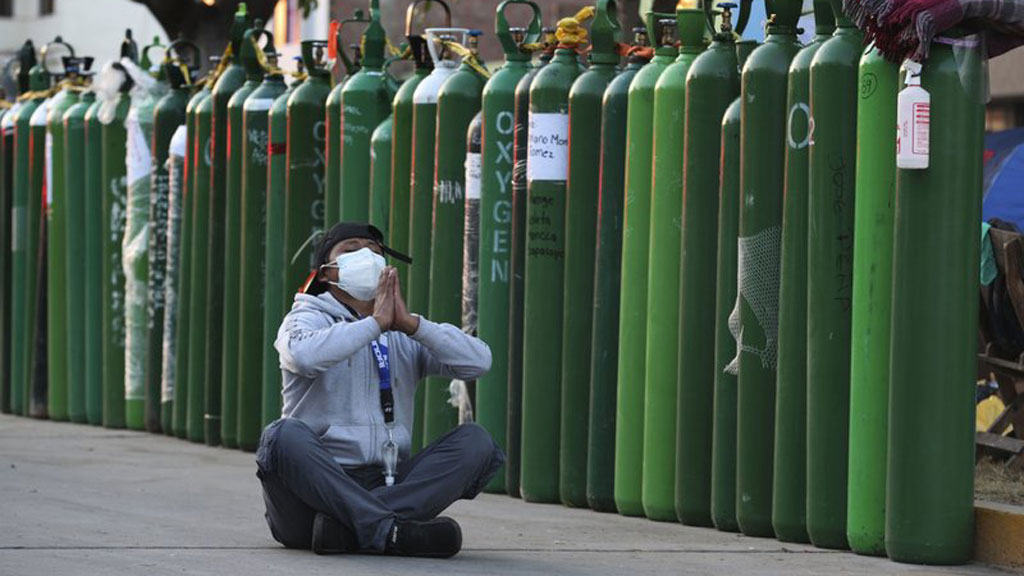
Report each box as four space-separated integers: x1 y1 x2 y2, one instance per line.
311 513 359 555
384 517 463 558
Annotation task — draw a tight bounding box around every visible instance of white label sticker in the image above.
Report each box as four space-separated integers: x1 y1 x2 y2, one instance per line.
527 112 569 182
465 152 482 200
244 97 275 112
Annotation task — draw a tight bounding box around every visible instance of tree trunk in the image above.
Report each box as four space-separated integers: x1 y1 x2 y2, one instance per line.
130 0 277 72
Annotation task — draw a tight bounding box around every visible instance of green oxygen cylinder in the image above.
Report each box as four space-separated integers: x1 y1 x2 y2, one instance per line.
187 85 213 443
846 45 897 556
521 19 593 503
43 46 79 423
261 66 300 429
177 72 211 439
124 38 169 432
61 56 94 424
676 6 742 528
887 39 984 565
221 20 267 449
559 0 620 509
710 38 756 534
28 85 50 419
424 29 487 445
0 104 11 415
83 95 103 425
284 40 330 304
507 29 555 496
772 0 833 545
408 29 463 321
477 1 542 494
337 0 392 223
205 4 253 447
151 41 198 435
324 10 369 225
588 28 648 512
162 122 188 436
391 2 448 300
616 13 677 518
643 8 703 522
101 32 138 429
463 110 483 336
169 75 207 434
806 0 862 549
409 27 464 452
369 116 393 235
735 0 801 538
170 88 194 438
237 48 286 452
9 40 39 417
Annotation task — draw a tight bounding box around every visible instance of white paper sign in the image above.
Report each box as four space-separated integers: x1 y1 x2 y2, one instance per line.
527 112 569 182
465 152 482 199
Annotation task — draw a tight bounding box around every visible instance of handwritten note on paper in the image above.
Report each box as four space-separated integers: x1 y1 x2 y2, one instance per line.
527 112 569 182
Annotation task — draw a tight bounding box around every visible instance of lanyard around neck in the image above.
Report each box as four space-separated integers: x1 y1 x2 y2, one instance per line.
370 337 394 425
341 302 394 426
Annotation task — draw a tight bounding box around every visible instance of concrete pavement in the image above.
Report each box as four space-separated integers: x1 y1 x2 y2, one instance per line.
0 414 1012 575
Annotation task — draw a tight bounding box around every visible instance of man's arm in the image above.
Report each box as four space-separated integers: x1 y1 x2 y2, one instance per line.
391 273 492 381
410 317 493 381
275 306 381 379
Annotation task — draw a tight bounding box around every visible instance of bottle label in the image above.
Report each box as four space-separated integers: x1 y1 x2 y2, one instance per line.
912 101 930 155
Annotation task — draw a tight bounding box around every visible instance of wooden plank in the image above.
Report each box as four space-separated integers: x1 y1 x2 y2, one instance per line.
977 431 1024 455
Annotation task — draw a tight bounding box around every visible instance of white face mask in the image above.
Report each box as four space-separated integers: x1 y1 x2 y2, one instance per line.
323 247 386 301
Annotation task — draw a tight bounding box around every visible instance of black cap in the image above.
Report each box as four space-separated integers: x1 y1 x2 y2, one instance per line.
302 222 412 295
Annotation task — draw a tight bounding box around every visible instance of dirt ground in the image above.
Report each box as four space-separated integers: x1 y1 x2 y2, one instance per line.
976 457 1024 506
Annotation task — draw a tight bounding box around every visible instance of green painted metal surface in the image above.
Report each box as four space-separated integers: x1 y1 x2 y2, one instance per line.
83 98 103 425
772 0 832 544
559 0 619 509
206 6 252 447
46 83 78 423
64 87 95 424
886 37 983 565
220 22 264 449
476 3 541 494
675 12 737 527
424 32 486 445
187 89 213 442
736 0 800 537
806 8 862 549
520 44 581 504
588 41 645 513
643 9 702 522
506 40 552 496
846 45 897 557
237 58 286 452
616 13 675 518
368 115 393 236
262 80 298 429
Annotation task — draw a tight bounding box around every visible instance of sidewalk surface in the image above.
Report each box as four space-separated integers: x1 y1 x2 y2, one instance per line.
0 414 1012 575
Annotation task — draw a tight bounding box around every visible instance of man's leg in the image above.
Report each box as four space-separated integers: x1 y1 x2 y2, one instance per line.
257 467 317 549
256 418 397 551
373 423 505 520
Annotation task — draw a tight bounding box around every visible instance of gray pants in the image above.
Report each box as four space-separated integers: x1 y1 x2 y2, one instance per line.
255 418 505 552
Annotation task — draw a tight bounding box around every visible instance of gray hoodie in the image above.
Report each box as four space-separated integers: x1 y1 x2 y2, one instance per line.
275 292 492 467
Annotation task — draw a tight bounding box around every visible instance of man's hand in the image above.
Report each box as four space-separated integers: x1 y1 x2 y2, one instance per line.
392 269 420 335
372 268 396 332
